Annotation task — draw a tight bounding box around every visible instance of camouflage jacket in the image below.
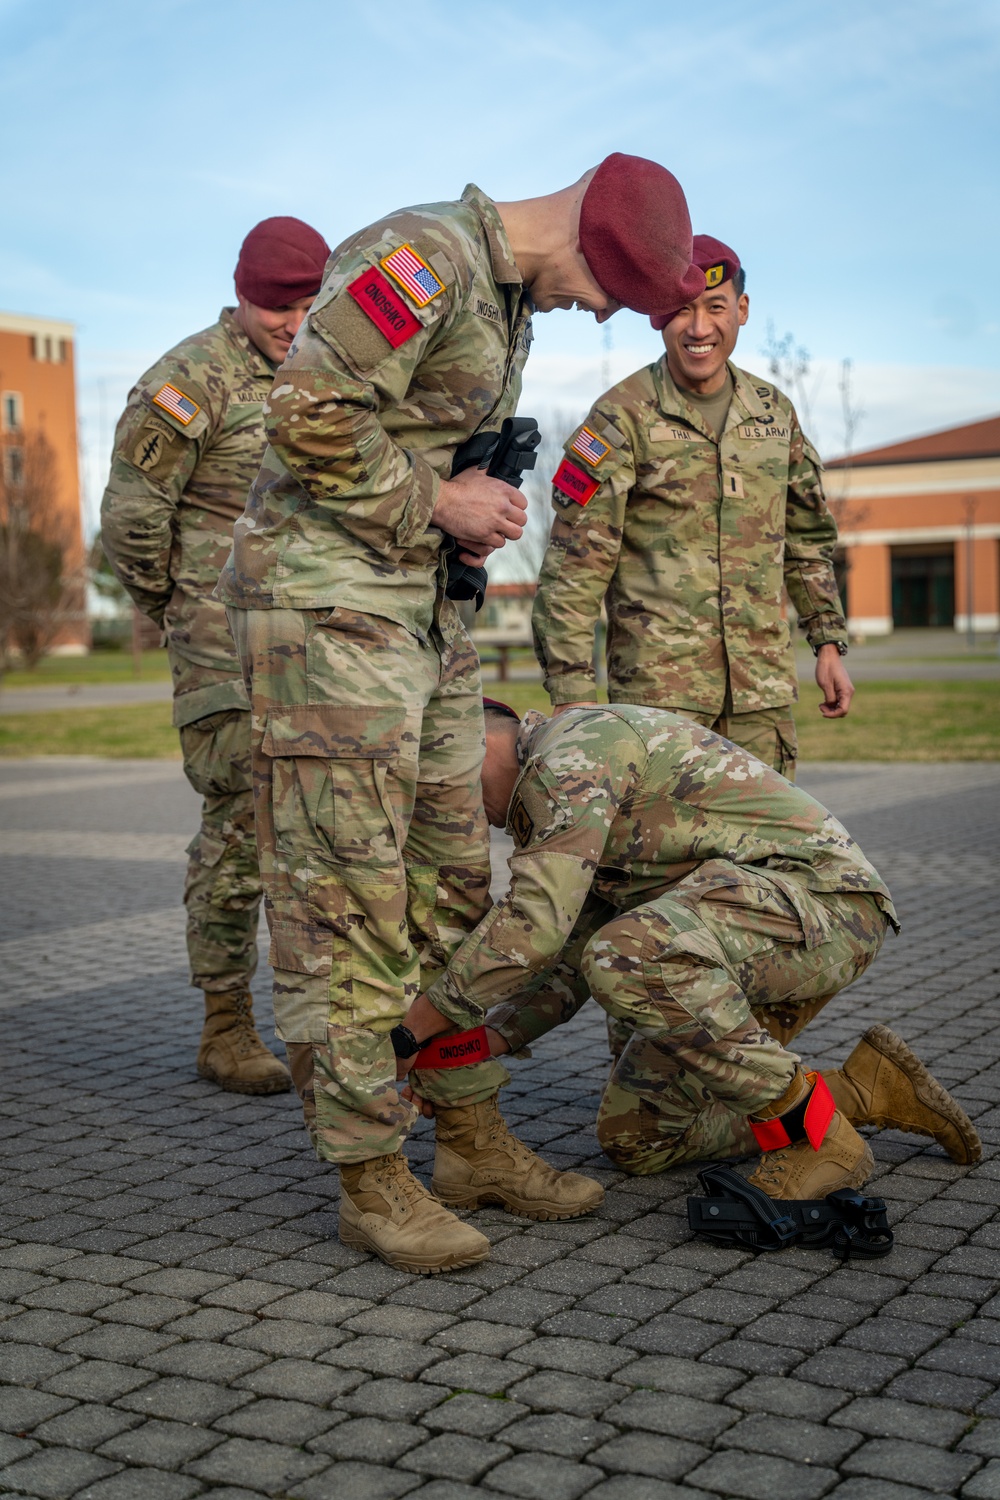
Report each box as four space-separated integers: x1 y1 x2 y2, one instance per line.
424 706 896 1025
531 358 847 715
216 185 533 638
101 309 274 724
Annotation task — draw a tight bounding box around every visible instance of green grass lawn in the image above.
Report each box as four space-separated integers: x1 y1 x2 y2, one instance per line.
2 649 170 689
0 678 997 760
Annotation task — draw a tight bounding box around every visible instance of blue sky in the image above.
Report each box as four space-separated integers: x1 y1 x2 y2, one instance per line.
1 0 998 532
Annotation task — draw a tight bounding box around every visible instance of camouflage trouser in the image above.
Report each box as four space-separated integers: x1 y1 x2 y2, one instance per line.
176 701 262 995
228 603 509 1165
673 705 797 781
488 863 888 1176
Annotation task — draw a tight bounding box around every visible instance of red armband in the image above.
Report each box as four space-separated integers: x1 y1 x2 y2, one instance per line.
413 1026 491 1070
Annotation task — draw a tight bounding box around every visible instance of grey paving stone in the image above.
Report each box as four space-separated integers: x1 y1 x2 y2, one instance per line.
795 1349 909 1393
964 1459 1000 1499
185 1433 328 1493
620 1313 728 1358
586 1431 708 1481
422 1393 528 1437
74 1469 204 1500
336 1378 450 1420
294 1461 422 1500
612 1355 743 1400
887 1367 992 1412
430 1321 536 1357
324 1335 445 1379
831 1395 969 1444
0 1387 76 1433
420 1353 532 1395
508 1371 622 1417
828 1482 951 1500
0 1444 121 1498
500 1412 612 1455
921 1339 1000 1381
684 1449 838 1499
0 1343 79 1385
398 1431 510 1482
310 1415 428 1463
31 1402 143 1452
117 1375 252 1424
139 1339 268 1382
515 1336 633 1379
0 1433 37 1467
717 1412 862 1466
608 1389 738 1442
226 1316 349 1359
841 1435 982 1490
235 1357 368 1406
482 1451 602 1498
961 1420 1000 1459
726 1375 848 1421
41 1359 156 1404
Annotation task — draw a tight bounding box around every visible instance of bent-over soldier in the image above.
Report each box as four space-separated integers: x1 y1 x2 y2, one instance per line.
217 155 705 1272
101 217 330 1093
397 704 979 1198
533 234 853 781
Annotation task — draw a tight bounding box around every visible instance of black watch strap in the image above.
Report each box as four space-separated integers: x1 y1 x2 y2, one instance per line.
390 1024 421 1061
813 641 848 657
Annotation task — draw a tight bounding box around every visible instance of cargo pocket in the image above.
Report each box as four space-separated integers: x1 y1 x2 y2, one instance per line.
643 924 750 1041
262 704 405 871
776 715 798 780
268 917 350 1043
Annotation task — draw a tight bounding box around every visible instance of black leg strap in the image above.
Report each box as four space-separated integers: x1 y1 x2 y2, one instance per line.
687 1164 893 1259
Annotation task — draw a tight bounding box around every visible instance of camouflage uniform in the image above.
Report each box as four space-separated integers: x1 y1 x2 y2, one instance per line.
531 360 848 778
425 707 897 1174
101 310 272 993
218 186 529 1162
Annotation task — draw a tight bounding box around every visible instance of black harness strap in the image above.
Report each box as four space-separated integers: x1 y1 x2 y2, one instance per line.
687 1164 893 1260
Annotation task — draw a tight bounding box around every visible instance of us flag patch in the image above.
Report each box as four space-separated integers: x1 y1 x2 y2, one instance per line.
152 384 200 426
570 425 611 467
380 244 445 308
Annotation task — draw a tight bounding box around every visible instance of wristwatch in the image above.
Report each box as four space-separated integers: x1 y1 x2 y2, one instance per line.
390 1024 421 1061
813 641 848 657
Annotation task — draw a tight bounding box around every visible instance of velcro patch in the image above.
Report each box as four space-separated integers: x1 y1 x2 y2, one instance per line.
347 268 422 349
570 425 612 467
131 422 176 472
152 383 200 425
650 423 702 442
472 295 503 325
738 423 791 442
380 243 446 307
553 457 600 507
509 794 535 848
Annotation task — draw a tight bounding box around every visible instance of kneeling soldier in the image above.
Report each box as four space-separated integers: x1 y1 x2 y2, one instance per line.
399 705 979 1197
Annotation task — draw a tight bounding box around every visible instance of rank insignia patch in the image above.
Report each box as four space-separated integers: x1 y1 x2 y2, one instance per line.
380 243 446 308
347 268 422 348
553 457 600 507
705 262 725 289
570 425 612 467
152 383 200 425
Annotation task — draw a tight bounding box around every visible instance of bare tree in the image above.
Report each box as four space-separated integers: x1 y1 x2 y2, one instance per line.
489 409 585 584
0 430 80 675
761 320 818 434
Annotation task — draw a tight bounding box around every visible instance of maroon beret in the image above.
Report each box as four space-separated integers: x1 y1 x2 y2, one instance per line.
650 233 742 329
482 697 520 722
234 217 331 310
578 153 704 318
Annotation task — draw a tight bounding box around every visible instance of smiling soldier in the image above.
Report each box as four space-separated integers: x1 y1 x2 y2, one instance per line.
101 217 330 1095
532 234 853 781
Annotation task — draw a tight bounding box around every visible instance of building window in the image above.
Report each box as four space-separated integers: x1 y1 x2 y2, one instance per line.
1 392 23 433
4 446 24 486
891 547 955 628
30 335 67 363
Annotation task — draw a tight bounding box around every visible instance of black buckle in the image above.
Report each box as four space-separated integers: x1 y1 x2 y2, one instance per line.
687 1165 893 1259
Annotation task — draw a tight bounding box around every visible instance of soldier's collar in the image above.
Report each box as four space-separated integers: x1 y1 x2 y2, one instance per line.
220 307 277 377
727 365 775 423
516 709 547 765
462 184 523 287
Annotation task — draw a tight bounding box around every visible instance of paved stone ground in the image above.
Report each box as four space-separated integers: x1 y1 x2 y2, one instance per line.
2 756 1000 1500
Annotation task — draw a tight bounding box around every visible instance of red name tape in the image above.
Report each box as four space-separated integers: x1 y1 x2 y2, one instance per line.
414 1026 491 1070
553 457 600 506
347 267 421 349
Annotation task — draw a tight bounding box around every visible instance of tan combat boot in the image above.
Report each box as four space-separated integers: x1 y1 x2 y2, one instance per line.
339 1153 490 1274
433 1094 605 1221
825 1024 981 1165
748 1066 874 1199
196 988 291 1095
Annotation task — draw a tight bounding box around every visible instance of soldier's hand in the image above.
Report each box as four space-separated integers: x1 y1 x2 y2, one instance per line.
432 468 527 561
815 645 854 718
552 701 598 717
400 1083 435 1119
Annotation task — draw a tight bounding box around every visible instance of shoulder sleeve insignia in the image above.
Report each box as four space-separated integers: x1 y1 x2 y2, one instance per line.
346 268 422 349
152 383 200 425
508 794 535 849
570 425 612 467
380 243 446 308
553 457 600 507
705 263 725 288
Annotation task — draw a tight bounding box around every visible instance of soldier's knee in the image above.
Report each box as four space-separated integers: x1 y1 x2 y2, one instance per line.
580 916 641 1006
596 1105 683 1176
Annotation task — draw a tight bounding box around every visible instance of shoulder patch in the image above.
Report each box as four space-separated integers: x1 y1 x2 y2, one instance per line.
553 457 600 507
346 267 422 349
570 425 612 468
509 794 535 849
152 383 200 426
380 243 446 308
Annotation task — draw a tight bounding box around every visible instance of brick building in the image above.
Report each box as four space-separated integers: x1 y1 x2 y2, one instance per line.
826 414 1000 636
0 309 88 653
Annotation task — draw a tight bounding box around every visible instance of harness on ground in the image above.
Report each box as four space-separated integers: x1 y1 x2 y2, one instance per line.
687 1163 894 1260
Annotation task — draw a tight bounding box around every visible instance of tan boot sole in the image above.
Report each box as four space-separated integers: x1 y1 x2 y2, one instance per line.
432 1181 604 1222
338 1222 490 1275
196 1060 292 1096
861 1025 981 1165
